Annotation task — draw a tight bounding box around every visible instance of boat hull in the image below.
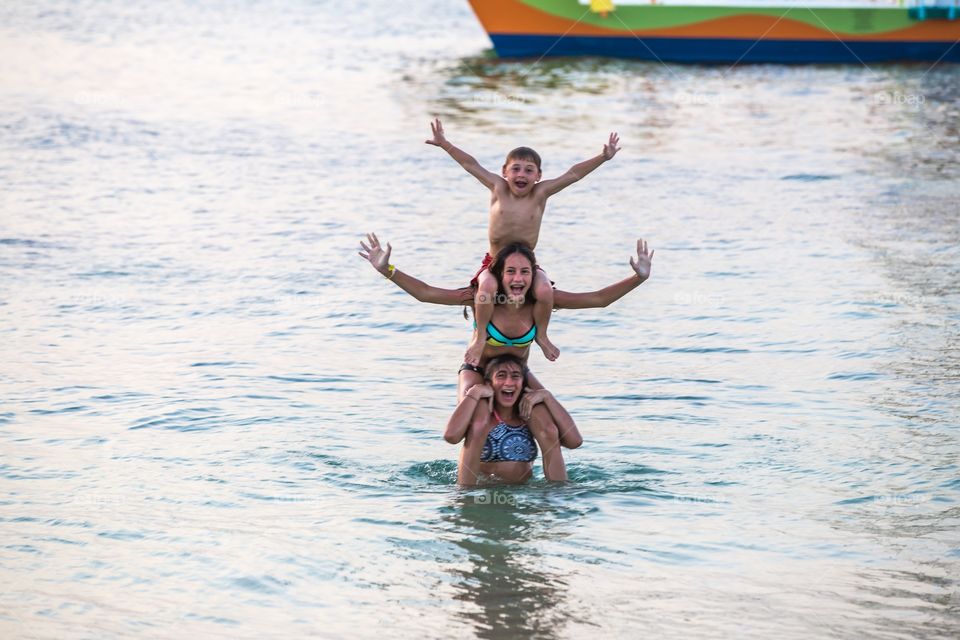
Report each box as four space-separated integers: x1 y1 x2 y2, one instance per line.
488 33 960 63
468 0 960 64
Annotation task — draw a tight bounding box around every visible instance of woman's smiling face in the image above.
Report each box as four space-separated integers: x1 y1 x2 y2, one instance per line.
500 253 533 302
489 361 525 408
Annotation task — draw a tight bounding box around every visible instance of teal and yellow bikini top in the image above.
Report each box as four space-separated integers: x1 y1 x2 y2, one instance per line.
474 320 537 348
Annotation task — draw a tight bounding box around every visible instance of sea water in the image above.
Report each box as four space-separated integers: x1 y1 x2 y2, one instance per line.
1 1 958 638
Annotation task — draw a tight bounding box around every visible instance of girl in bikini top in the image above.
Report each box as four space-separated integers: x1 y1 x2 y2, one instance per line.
474 320 536 348
480 409 538 463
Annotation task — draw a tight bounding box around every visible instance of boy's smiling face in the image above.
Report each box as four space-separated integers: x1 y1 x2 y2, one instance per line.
501 157 541 196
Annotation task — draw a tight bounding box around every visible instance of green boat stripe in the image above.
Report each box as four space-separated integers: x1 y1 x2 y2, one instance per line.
520 1 921 34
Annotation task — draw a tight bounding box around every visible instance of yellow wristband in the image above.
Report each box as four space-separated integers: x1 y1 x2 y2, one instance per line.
386 264 396 280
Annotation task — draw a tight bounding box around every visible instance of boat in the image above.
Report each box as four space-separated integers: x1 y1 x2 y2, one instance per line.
465 0 960 64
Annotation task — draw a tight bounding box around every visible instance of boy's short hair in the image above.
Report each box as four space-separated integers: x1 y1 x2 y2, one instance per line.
504 146 541 171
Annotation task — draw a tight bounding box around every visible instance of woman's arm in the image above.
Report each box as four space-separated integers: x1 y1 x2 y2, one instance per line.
359 232 473 306
552 238 653 309
444 384 492 444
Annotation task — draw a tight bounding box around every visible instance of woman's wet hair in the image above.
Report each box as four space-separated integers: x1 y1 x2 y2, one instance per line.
488 243 538 305
483 354 529 390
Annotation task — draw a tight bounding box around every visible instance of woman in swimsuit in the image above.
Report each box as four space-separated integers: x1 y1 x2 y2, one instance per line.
359 232 654 452
445 353 571 484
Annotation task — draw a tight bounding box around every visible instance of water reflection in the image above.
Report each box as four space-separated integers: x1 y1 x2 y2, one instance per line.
441 490 582 640
421 54 677 136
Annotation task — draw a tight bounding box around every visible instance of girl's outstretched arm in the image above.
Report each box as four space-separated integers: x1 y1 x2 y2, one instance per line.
552 238 654 309
359 232 472 306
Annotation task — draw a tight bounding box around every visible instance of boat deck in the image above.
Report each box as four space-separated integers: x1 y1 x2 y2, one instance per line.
576 0 953 7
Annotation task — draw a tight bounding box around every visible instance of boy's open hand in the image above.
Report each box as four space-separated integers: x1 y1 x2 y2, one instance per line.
603 132 621 160
425 118 448 148
629 238 654 281
359 232 392 276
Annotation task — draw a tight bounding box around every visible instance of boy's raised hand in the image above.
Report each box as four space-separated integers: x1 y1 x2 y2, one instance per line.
629 238 654 281
425 118 448 148
603 132 621 160
359 232 392 276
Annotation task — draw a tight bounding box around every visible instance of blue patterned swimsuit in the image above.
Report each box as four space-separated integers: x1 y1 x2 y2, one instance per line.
480 412 538 463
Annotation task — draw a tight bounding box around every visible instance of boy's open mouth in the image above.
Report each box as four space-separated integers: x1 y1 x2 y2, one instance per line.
514 179 528 188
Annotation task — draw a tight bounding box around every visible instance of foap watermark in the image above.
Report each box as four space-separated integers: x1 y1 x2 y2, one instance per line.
272 92 326 110
872 494 931 508
672 91 730 108
73 92 131 109
70 493 128 509
868 292 926 308
673 291 725 305
873 91 926 108
477 292 528 306
270 294 327 308
473 489 523 507
63 294 130 308
469 90 531 108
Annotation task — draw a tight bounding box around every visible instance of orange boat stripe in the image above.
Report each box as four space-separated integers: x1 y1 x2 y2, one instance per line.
468 0 960 42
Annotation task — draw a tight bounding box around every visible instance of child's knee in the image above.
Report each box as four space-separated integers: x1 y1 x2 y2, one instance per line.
477 270 497 303
563 432 583 450
459 377 482 400
534 273 553 298
528 406 559 442
478 269 496 289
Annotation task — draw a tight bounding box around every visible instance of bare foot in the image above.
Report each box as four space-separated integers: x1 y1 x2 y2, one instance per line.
536 333 560 361
464 335 485 367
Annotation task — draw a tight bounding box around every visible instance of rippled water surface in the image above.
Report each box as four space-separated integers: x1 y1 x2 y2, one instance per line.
2 1 959 638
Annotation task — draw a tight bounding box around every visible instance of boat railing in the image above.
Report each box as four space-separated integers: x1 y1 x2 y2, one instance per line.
906 0 959 20
581 0 956 11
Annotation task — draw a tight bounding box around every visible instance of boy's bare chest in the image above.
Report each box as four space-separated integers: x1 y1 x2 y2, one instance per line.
490 198 544 224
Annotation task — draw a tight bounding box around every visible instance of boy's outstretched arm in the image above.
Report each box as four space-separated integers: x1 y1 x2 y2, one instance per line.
425 118 500 190
552 238 653 309
359 232 469 306
538 132 620 197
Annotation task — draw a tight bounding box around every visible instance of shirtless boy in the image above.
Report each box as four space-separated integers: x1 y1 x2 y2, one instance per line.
426 118 620 367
